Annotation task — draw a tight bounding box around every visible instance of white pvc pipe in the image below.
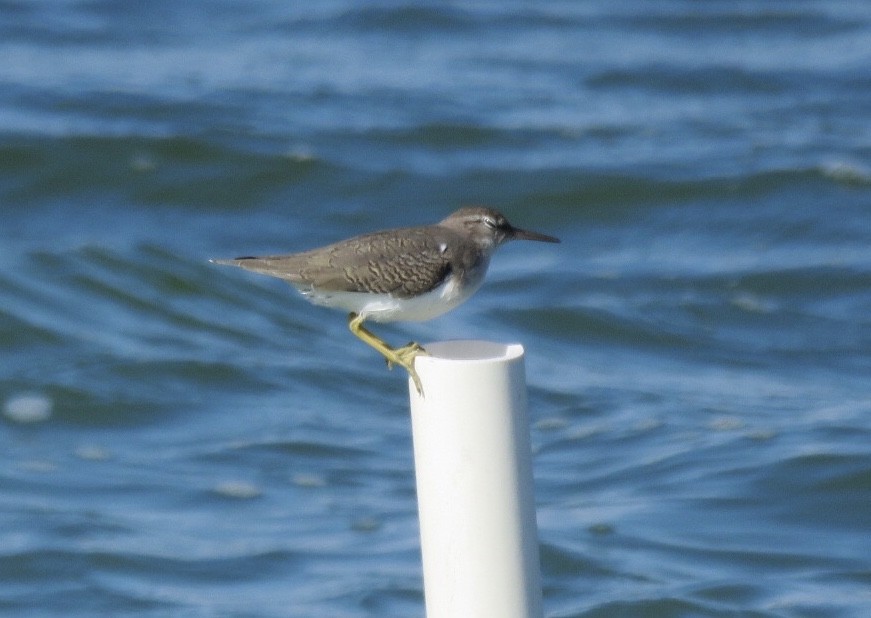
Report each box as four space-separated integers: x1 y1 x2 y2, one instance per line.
408 340 542 618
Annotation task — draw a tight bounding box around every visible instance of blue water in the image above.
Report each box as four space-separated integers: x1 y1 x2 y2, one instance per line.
2 2 870 616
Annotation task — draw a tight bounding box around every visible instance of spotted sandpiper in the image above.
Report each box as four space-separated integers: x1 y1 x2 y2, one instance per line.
212 206 559 395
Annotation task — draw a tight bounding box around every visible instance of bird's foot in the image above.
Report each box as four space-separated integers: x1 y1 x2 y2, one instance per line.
347 314 429 395
384 342 428 396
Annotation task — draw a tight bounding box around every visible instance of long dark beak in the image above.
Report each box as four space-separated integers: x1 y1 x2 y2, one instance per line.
510 226 560 243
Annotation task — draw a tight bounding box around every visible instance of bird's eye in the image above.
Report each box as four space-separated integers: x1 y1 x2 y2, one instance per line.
483 216 497 229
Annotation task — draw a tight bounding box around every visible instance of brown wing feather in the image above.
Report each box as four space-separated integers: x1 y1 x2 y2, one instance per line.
222 226 455 299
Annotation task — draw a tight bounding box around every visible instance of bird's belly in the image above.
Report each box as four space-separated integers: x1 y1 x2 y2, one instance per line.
298 273 483 323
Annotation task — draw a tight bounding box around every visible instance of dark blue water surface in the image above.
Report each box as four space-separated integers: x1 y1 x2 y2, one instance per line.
2 2 870 617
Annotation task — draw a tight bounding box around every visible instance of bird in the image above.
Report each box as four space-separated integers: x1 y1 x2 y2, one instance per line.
212 206 559 395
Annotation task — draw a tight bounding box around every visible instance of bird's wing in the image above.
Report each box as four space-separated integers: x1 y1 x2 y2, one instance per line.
219 227 455 298
301 227 453 297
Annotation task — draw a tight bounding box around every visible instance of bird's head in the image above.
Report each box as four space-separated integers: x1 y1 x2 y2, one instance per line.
441 206 560 251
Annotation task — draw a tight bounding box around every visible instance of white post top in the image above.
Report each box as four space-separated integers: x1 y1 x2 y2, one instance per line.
415 339 524 362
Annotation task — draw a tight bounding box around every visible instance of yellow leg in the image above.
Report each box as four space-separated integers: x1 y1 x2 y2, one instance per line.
348 312 427 395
